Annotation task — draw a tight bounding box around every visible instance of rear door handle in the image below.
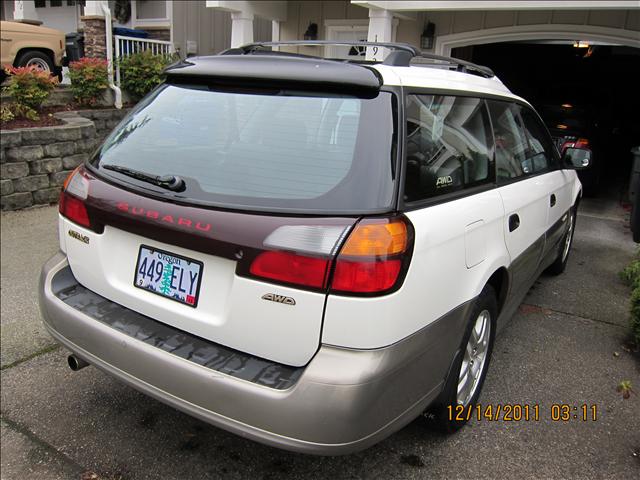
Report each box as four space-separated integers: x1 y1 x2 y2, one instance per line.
550 194 556 207
509 214 520 232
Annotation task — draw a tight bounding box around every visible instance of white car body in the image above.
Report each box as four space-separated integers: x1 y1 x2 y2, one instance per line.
41 43 582 454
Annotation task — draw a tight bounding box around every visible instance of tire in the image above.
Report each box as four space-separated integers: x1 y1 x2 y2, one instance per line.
546 206 576 276
430 284 497 433
15 50 54 73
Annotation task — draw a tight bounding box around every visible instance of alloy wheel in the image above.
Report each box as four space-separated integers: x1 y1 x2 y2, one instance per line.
562 210 575 262
457 309 491 406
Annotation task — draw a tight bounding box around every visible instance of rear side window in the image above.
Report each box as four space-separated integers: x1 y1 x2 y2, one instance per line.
487 100 530 181
403 95 494 202
520 108 559 171
92 84 397 214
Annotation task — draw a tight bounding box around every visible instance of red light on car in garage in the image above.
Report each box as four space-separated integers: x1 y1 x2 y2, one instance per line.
575 138 590 148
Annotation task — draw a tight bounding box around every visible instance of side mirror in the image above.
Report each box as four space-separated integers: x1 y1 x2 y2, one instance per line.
562 147 592 170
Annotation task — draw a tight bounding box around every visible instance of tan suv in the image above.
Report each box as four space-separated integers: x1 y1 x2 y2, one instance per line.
0 20 65 79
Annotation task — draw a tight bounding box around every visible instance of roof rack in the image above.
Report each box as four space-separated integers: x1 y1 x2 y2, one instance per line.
221 41 495 78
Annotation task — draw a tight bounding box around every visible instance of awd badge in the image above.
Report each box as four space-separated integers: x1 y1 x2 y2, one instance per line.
261 293 296 306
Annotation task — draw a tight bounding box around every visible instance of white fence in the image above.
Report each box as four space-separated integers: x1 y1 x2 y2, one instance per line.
113 35 174 89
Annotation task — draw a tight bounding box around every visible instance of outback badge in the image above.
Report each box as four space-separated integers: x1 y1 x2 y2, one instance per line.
68 229 90 244
261 293 296 306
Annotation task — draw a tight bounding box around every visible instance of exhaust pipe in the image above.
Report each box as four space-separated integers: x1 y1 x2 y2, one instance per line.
67 354 89 371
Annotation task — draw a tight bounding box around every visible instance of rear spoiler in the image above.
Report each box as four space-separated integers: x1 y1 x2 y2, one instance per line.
164 54 383 98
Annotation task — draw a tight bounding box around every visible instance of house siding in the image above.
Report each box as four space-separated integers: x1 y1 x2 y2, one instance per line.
280 0 368 41
172 0 231 56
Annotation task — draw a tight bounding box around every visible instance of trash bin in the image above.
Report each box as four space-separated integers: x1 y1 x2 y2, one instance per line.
629 146 640 242
65 32 85 63
112 27 149 39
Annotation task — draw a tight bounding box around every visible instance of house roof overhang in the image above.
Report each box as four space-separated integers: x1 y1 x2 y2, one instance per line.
351 1 640 11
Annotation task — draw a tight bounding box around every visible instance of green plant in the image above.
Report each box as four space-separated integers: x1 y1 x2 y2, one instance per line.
621 259 640 288
621 256 640 346
630 287 640 346
68 57 109 106
2 64 57 119
617 380 635 399
0 104 15 122
118 51 176 99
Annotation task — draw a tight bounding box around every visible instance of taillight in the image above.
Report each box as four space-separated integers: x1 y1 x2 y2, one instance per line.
560 140 574 153
331 258 402 292
246 216 413 296
331 218 411 294
59 167 92 229
561 138 590 153
250 251 330 289
574 138 590 149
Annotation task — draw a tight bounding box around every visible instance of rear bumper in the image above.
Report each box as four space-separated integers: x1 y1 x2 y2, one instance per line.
40 252 465 455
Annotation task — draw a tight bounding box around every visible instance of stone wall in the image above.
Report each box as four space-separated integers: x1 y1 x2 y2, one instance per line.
82 16 108 59
0 109 129 211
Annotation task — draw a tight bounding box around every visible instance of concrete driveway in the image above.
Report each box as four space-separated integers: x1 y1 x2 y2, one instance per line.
1 197 638 479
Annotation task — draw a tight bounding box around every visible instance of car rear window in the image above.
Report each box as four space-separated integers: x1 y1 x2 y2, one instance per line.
91 84 397 214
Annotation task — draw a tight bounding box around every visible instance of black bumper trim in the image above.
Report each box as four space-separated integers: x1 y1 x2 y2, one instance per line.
52 266 303 390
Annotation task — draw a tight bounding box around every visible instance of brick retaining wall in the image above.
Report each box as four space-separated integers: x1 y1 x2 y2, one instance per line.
0 108 129 211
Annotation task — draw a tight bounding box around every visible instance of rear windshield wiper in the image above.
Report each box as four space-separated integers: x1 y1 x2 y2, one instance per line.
101 164 185 192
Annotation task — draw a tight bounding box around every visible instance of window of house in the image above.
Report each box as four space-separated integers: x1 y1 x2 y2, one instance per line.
50 0 62 7
403 95 494 202
35 0 46 8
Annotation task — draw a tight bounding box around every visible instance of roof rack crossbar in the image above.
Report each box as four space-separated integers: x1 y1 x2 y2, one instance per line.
222 41 495 78
417 52 494 78
227 40 420 56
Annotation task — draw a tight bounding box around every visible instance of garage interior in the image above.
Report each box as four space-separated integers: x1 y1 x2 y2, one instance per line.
452 41 640 200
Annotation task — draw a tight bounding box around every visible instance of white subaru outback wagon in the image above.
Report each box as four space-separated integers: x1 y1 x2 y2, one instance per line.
39 42 590 455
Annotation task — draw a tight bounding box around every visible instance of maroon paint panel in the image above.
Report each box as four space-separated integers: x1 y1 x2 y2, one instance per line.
80 166 358 262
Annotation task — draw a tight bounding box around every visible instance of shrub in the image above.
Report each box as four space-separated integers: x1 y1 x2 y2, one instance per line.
621 257 640 346
2 64 57 119
0 104 15 122
119 51 175 99
68 57 109 106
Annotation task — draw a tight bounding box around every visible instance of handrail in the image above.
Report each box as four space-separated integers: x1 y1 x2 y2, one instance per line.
113 35 174 47
113 35 174 94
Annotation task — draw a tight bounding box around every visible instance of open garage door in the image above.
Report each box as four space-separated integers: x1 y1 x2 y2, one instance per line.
453 42 640 200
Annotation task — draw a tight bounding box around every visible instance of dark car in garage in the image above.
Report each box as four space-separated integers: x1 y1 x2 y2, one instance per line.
538 104 602 195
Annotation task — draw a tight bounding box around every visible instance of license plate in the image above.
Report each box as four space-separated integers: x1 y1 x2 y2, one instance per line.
134 246 203 307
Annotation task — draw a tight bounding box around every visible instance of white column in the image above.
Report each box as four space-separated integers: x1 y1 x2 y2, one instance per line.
168 0 174 48
230 12 254 48
366 9 394 62
13 0 38 22
83 0 109 17
271 20 280 50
